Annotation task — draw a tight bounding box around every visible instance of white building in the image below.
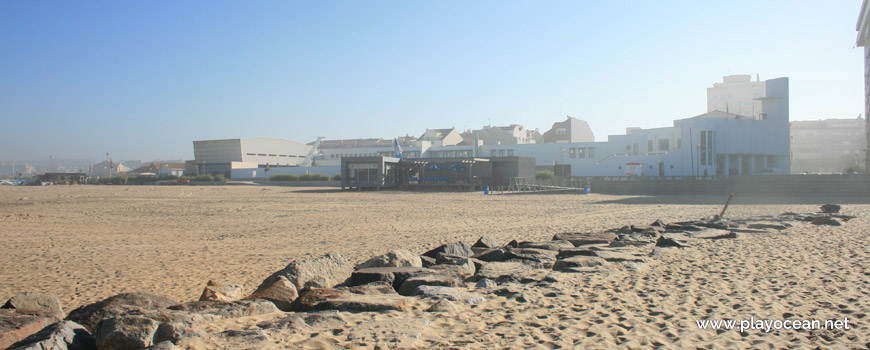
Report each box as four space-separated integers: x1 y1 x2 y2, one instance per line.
707 74 766 118
791 117 866 173
192 138 311 176
855 1 870 171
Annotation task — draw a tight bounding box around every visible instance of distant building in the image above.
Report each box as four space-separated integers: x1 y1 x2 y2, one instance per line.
791 118 866 173
420 128 463 146
707 74 766 118
192 138 311 176
461 124 541 146
540 116 595 143
91 161 134 177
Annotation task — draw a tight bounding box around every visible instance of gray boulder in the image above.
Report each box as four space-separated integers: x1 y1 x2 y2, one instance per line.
9 320 95 350
95 316 160 350
820 204 841 213
472 235 500 248
245 275 298 311
552 256 608 270
199 280 245 302
552 232 617 246
357 249 423 269
475 279 497 288
811 216 842 226
0 309 63 350
254 253 353 294
397 275 463 296
350 267 432 291
65 293 177 333
291 288 411 312
426 299 455 313
422 242 474 259
3 292 64 318
519 240 574 251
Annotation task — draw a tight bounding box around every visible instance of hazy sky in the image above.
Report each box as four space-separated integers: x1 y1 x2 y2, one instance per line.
1 1 865 161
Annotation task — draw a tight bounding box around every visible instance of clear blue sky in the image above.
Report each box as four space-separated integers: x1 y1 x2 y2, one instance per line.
1 0 864 161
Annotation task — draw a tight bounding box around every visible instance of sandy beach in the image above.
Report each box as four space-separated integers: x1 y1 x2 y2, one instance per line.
1 185 867 348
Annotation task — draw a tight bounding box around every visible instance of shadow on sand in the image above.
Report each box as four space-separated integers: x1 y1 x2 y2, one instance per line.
591 193 870 206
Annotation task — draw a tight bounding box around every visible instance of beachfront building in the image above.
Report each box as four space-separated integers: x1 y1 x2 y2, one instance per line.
460 124 541 146
856 1 870 172
791 117 866 173
478 77 791 177
707 74 766 118
192 138 311 176
540 116 595 143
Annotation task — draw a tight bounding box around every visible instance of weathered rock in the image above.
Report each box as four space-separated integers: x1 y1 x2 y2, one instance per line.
471 246 490 255
430 256 476 280
650 219 666 230
255 315 306 331
350 267 432 290
552 232 617 246
292 288 411 312
151 312 212 345
357 249 423 269
552 256 608 271
398 275 463 296
507 240 520 248
0 309 63 350
473 261 535 282
503 250 557 268
473 235 500 248
473 248 508 262
820 204 841 213
419 256 436 268
96 316 160 350
475 279 497 288
8 320 95 350
592 250 650 263
166 300 278 320
810 216 842 226
65 293 177 333
557 248 596 258
415 286 484 304
3 292 64 318
655 236 684 248
746 223 789 230
422 242 474 259
245 275 298 311
519 240 574 251
508 247 558 256
698 231 739 240
145 341 177 350
426 299 455 313
255 253 353 293
199 280 245 302
347 281 398 295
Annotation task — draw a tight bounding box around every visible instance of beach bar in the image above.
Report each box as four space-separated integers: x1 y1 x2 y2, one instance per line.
340 156 535 191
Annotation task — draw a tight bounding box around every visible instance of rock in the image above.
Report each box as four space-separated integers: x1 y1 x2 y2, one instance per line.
3 292 64 318
557 248 596 258
473 248 508 262
95 316 160 350
422 242 474 259
430 256 476 280
199 280 245 302
166 300 278 319
519 240 574 251
592 250 649 263
255 315 307 331
357 249 423 269
0 309 63 350
65 293 177 333
473 235 500 248
245 275 298 311
415 286 484 304
650 219 666 230
292 288 411 312
746 223 789 230
397 275 463 296
145 341 177 350
348 281 398 295
552 232 617 246
255 253 353 293
655 236 684 248
8 320 95 350
426 299 455 312
419 256 436 267
699 231 739 240
552 256 608 271
508 247 558 256
820 204 841 214
503 250 557 268
350 267 432 291
475 279 497 288
507 240 520 248
810 216 842 226
473 261 535 283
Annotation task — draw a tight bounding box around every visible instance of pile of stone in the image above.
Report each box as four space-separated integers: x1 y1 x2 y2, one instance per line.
0 204 853 350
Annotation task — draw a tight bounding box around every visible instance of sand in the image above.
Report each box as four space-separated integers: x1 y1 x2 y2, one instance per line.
0 185 867 348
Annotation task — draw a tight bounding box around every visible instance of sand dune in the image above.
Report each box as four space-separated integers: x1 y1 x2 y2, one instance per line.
0 185 867 348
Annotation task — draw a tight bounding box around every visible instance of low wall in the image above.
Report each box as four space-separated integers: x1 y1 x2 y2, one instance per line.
588 175 870 197
256 180 341 187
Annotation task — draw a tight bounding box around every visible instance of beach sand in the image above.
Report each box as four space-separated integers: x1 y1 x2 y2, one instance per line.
1 185 867 348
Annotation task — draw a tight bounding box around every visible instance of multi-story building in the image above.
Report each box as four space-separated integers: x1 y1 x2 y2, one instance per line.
461 124 541 146
791 118 866 173
707 74 766 118
855 1 870 171
192 138 311 176
540 116 595 143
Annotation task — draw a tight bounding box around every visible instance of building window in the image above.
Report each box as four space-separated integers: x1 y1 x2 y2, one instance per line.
700 131 713 165
507 149 514 156
658 139 669 151
490 150 497 157
588 147 595 158
556 128 566 135
569 148 576 158
498 149 505 157
648 140 653 152
625 145 631 151
578 148 586 158
632 144 638 155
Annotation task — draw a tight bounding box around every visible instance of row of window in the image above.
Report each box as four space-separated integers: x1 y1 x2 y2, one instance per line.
567 147 595 159
245 153 301 158
625 139 678 155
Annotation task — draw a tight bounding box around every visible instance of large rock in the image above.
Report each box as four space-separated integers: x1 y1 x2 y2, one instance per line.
810 216 842 226
473 261 535 282
199 280 245 302
9 320 95 350
255 253 352 297
0 309 63 350
473 248 508 262
557 248 596 258
414 286 484 304
95 316 160 350
519 240 574 251
65 293 177 334
428 259 476 281
165 300 279 319
350 267 432 291
820 204 841 213
655 236 684 248
3 292 64 318
397 275 463 296
472 235 500 248
245 275 298 311
553 256 608 271
357 249 423 269
552 232 617 246
592 249 650 263
291 288 411 312
422 242 474 259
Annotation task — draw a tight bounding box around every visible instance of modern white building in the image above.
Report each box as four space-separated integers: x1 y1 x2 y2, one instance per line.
855 1 870 171
192 138 311 176
707 74 766 118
